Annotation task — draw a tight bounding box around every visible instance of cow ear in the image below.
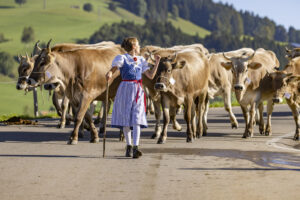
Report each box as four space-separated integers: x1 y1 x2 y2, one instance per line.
248 62 262 70
285 75 300 84
220 62 232 70
173 60 186 69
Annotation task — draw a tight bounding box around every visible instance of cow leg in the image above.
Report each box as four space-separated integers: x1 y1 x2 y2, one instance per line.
196 93 206 138
202 96 209 136
258 102 265 135
151 100 162 139
286 100 300 140
184 97 194 143
265 100 273 136
241 105 250 138
94 101 103 125
68 96 98 145
52 92 62 117
149 98 155 115
58 96 69 129
157 96 170 144
171 106 182 131
99 100 112 134
223 88 238 129
248 102 257 137
65 102 73 125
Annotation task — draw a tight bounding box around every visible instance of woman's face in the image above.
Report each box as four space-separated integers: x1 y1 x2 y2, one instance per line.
133 41 140 54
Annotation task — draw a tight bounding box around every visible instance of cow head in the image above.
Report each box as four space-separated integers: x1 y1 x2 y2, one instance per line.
221 51 261 100
28 39 56 86
16 41 42 90
285 47 300 60
153 53 186 92
270 72 298 103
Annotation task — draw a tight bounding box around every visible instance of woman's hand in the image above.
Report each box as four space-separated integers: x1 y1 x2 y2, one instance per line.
106 71 112 81
155 55 161 64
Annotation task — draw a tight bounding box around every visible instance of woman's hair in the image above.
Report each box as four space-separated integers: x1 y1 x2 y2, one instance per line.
121 37 138 52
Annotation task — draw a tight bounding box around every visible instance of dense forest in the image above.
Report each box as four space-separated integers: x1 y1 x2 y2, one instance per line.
114 0 300 43
86 21 287 67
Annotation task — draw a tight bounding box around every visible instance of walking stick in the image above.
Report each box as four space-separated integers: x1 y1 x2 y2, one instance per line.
103 81 109 158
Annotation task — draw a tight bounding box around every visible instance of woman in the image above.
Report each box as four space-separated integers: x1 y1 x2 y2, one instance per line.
106 37 161 158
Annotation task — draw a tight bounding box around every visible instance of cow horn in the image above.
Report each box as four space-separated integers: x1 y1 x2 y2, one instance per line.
18 54 21 63
149 52 156 63
33 40 41 55
47 39 52 52
243 51 256 62
171 53 177 64
25 52 29 60
222 52 231 60
285 47 291 53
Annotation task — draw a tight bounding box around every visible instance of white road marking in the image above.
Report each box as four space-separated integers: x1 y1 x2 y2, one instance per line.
266 132 300 152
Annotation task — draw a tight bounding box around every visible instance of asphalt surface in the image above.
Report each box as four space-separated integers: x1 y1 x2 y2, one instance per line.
0 104 300 200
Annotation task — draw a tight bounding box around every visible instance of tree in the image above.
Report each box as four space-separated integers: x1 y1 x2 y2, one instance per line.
136 0 147 18
0 52 14 78
83 3 93 12
21 26 35 44
108 2 117 11
275 25 288 42
171 5 179 20
15 0 27 7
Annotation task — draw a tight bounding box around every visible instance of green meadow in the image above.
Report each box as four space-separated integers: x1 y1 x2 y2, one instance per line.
0 0 210 116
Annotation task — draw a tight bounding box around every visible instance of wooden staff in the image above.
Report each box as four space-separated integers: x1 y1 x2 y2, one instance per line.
103 81 109 158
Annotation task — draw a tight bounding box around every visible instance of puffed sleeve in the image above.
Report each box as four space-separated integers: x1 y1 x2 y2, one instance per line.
140 56 150 73
111 55 124 68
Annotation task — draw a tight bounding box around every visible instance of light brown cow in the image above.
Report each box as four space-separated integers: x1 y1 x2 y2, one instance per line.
221 48 279 138
206 48 255 130
29 42 124 144
285 47 300 60
153 50 210 143
140 44 209 139
272 56 300 140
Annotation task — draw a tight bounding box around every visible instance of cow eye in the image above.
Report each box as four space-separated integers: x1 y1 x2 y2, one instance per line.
167 69 171 73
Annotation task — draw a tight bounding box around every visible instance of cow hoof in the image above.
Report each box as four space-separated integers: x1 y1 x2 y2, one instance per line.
90 138 100 143
66 120 71 126
173 123 182 131
231 123 238 129
119 130 125 142
242 134 250 139
293 134 299 140
58 123 65 129
157 138 166 144
67 140 78 145
202 131 207 136
186 137 193 143
265 131 272 136
151 134 157 139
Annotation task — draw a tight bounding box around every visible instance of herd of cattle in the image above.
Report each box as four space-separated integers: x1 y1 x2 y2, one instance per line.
15 40 300 145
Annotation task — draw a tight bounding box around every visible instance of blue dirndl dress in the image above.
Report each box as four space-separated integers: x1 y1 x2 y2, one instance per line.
111 53 150 129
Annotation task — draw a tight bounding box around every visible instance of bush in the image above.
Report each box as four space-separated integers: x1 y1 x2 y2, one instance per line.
0 52 15 78
83 3 93 12
0 33 8 43
108 2 117 11
21 26 35 44
15 0 27 7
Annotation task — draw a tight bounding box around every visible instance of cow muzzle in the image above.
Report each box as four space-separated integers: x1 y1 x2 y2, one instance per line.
16 83 27 90
272 98 282 104
234 84 244 91
26 78 37 86
155 83 167 91
44 82 60 90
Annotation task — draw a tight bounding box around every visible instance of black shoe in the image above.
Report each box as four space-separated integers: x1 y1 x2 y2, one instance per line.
125 145 132 157
132 146 143 159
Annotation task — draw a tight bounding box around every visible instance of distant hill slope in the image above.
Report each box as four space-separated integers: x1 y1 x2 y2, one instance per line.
0 0 209 57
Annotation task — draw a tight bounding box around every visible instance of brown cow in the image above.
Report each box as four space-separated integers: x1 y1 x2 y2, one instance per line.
28 41 124 144
221 48 279 138
285 47 300 60
206 48 255 130
272 56 300 140
153 50 210 143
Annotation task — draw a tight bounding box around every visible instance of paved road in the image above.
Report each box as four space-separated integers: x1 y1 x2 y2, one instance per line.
0 104 300 200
